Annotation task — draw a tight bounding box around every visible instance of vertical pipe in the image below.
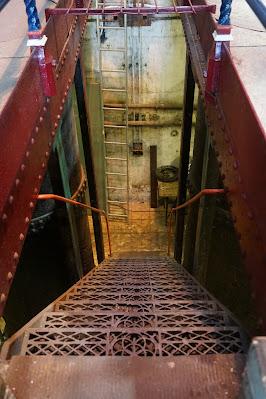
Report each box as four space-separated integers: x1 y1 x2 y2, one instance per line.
150 146 158 208
182 96 207 272
174 52 195 262
74 58 105 264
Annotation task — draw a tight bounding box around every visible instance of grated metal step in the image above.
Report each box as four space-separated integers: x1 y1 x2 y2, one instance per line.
1 255 247 359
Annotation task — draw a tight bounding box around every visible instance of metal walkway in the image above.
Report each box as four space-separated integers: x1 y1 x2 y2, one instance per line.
0 254 247 397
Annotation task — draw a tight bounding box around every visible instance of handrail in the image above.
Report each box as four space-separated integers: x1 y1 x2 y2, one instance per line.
167 189 225 256
36 194 112 257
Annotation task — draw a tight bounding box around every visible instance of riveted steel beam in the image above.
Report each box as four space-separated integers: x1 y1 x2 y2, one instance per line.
181 6 266 332
0 0 87 315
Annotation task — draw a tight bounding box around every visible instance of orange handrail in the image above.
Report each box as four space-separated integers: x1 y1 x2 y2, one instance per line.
36 194 112 257
167 188 225 256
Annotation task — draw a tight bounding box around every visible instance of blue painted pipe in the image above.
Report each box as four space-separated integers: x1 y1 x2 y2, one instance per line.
24 0 41 31
245 0 266 29
218 0 233 25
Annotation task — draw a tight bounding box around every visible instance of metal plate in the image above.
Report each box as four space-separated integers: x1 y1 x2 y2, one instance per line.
3 354 245 398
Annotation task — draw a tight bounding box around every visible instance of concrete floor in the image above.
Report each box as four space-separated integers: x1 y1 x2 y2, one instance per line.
89 201 175 264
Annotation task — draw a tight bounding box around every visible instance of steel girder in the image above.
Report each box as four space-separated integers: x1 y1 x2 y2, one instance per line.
0 0 87 315
182 3 266 331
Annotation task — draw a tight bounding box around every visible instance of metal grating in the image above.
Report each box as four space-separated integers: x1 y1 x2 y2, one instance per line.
3 256 247 358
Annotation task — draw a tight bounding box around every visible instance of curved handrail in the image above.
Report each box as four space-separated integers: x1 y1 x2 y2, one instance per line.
36 194 112 257
167 189 225 256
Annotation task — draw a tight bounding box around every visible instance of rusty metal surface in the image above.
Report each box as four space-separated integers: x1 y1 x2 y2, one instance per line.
2 256 247 358
182 6 266 332
3 354 245 398
0 0 87 314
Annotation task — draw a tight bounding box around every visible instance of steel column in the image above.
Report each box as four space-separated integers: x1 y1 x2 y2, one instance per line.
74 58 105 264
174 52 195 262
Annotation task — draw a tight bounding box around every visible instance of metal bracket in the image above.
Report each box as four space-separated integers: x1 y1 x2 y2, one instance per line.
205 25 232 103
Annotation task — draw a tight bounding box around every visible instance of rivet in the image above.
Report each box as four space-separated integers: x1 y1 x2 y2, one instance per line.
64 91 67 97
247 211 254 220
57 114 60 120
233 161 238 169
41 162 45 168
35 126 39 133
26 151 30 158
13 252 19 260
9 195 14 204
45 151 49 158
15 178 20 186
51 131 56 137
0 294 6 303
54 122 58 128
2 213 7 221
39 116 43 123
66 84 70 90
25 217 30 223
61 60 65 66
241 192 247 200
46 98 50 104
34 187 38 194
7 272 13 281
48 141 52 147
19 233 24 241
66 48 69 54
43 106 47 112
56 73 59 79
60 106 63 111
21 164 25 171
38 175 42 180
31 138 35 145
62 98 65 104
29 202 34 208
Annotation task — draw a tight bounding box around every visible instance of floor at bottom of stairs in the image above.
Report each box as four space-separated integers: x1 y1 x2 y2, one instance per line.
1 354 245 399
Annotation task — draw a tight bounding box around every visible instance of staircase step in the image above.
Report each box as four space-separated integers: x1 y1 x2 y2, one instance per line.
1 354 246 399
0 255 248 396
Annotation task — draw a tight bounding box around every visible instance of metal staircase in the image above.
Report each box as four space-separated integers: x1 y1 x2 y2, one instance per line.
0 254 247 398
97 2 129 220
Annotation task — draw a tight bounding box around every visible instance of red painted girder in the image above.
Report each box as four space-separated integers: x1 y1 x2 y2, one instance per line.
0 0 87 314
46 4 216 16
190 2 266 331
